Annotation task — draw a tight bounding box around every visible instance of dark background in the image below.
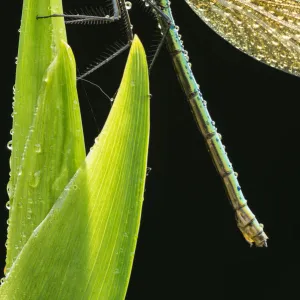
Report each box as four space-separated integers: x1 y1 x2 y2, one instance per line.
1 0 300 299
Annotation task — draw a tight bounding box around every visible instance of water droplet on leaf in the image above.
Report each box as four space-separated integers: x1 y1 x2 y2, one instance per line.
7 141 12 150
29 170 41 188
34 144 42 153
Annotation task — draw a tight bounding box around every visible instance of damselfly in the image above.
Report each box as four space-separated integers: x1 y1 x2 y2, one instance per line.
156 0 298 247
38 0 300 247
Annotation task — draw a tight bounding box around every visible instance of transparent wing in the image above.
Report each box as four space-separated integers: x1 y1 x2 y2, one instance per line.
185 0 300 76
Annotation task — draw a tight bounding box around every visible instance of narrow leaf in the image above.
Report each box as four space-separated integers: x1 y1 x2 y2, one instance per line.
6 0 85 270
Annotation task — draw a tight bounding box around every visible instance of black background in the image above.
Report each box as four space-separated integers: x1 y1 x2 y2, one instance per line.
1 0 300 299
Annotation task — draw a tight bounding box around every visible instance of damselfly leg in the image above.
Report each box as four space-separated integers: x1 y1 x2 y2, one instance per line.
37 0 172 77
37 0 134 80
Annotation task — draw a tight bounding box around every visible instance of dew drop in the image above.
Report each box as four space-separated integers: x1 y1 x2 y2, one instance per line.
5 201 11 210
7 140 12 151
34 143 42 153
7 182 12 198
125 1 132 10
131 80 135 87
29 170 41 188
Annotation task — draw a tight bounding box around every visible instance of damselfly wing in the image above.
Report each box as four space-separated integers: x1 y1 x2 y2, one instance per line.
185 0 300 76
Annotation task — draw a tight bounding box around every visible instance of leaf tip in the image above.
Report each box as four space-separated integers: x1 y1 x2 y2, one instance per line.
58 39 76 75
131 35 146 58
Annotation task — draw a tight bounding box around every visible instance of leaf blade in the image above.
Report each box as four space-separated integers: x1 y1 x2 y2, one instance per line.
6 0 85 271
